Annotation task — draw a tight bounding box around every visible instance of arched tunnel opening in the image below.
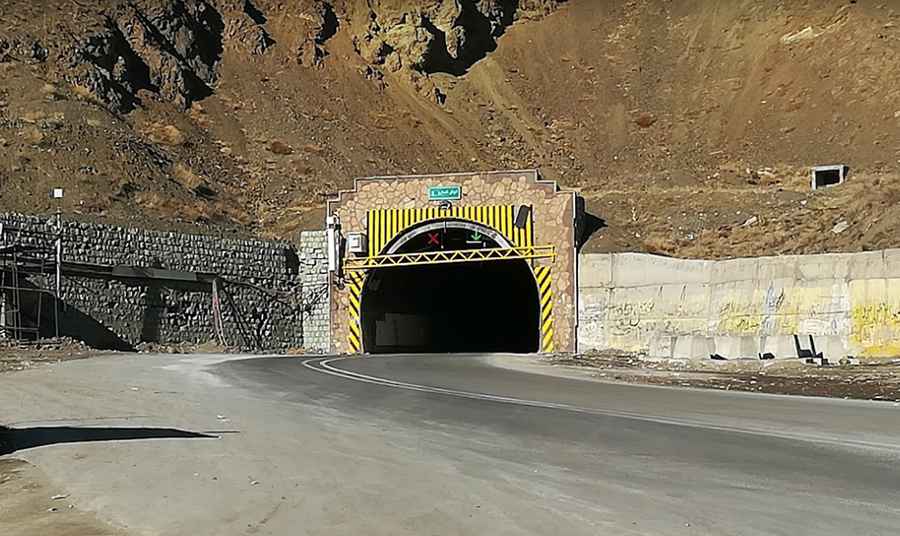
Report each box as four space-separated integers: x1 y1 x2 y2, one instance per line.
358 222 540 354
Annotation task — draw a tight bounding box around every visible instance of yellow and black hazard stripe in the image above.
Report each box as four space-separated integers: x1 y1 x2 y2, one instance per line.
346 271 365 353
367 205 533 257
534 266 554 353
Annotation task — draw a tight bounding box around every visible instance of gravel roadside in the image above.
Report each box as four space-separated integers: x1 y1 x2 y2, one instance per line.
549 352 900 402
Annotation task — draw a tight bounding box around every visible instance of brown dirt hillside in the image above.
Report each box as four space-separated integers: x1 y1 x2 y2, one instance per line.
1 0 898 257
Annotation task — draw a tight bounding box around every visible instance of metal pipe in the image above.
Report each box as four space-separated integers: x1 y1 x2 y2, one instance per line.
55 209 61 338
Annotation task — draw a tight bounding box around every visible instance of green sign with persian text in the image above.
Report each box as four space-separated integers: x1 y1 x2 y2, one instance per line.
428 185 462 201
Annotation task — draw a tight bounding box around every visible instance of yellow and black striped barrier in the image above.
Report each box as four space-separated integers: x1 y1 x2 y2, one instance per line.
535 266 554 353
367 205 533 257
346 271 365 353
344 204 554 355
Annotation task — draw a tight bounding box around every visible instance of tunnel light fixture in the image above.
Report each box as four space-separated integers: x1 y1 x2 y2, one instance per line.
347 233 368 256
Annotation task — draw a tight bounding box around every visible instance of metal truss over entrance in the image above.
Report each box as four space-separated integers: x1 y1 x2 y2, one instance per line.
343 245 556 272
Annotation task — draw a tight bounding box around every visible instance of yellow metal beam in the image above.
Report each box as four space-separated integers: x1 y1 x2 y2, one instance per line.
344 246 556 271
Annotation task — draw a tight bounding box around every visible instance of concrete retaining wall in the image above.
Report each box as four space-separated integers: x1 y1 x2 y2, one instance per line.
1 213 330 352
578 250 900 360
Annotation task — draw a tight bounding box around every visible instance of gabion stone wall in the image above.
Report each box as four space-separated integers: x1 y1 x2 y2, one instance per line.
0 212 329 352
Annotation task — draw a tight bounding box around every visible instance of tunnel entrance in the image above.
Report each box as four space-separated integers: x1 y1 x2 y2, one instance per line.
358 221 540 354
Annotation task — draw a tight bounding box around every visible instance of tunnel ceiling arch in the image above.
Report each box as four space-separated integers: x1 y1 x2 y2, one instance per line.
328 170 578 355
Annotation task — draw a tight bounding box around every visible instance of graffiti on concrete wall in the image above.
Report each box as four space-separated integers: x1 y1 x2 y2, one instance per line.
604 299 657 352
608 301 655 335
717 301 763 334
580 252 900 359
760 285 786 333
848 278 900 357
715 284 851 337
604 287 712 352
775 285 851 336
850 303 900 357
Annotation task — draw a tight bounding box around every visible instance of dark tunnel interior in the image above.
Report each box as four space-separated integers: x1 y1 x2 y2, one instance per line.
360 259 540 354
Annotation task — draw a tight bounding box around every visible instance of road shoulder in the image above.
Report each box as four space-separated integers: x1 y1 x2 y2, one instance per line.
483 353 900 402
0 458 123 536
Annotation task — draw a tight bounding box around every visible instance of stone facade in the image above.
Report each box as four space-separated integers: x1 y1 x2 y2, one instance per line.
296 230 330 353
0 213 330 352
327 170 577 354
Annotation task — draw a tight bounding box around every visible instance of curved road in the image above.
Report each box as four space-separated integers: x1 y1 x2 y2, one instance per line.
2 353 899 535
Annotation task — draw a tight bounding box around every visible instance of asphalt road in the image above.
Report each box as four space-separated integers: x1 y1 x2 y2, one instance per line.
2 353 899 535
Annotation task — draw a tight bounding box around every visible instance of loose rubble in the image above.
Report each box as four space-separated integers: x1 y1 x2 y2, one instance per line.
0 337 95 373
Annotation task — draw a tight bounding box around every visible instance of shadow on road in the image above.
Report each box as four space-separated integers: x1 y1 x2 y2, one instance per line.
0 425 216 455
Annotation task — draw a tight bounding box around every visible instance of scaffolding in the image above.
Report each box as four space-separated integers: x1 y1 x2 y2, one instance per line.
0 220 60 342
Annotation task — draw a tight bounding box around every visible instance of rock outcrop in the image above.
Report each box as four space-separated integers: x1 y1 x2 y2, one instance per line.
1 0 562 111
350 0 563 75
0 1 226 112
65 0 224 111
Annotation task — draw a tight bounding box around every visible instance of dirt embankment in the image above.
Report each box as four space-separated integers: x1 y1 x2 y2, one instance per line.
1 1 898 256
0 339 97 373
551 352 900 402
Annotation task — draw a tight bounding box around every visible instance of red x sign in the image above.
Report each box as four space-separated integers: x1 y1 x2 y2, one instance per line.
427 232 441 246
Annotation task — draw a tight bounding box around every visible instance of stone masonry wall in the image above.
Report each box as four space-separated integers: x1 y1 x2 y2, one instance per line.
297 230 330 353
0 213 330 351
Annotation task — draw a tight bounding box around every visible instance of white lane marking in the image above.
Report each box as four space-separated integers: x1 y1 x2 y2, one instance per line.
302 357 900 455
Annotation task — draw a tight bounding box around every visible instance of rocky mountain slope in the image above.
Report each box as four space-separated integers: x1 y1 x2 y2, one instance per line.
1 0 898 257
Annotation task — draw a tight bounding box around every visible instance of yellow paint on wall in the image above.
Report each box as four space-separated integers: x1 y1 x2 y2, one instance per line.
716 287 763 335
849 279 900 357
850 303 900 356
715 285 848 337
772 286 845 336
717 304 762 334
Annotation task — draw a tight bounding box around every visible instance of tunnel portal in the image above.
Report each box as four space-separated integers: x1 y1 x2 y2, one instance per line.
359 223 540 354
327 170 578 355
